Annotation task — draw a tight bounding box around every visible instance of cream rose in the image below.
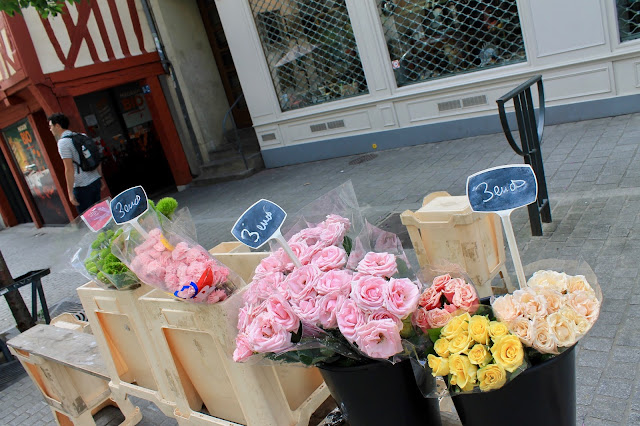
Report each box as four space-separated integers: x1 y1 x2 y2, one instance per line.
527 270 569 293
559 306 591 337
510 317 534 346
568 275 594 294
538 288 563 314
492 295 521 323
567 291 600 324
531 318 559 354
547 312 577 347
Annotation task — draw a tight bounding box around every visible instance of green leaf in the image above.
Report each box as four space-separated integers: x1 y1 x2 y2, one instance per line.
428 327 443 343
342 235 353 255
399 315 415 338
395 256 410 278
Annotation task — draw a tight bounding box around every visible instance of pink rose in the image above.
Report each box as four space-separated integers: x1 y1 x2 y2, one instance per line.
207 288 227 304
385 278 420 318
451 283 479 313
285 265 322 300
254 254 286 279
351 275 389 312
418 286 442 310
432 274 451 292
237 302 265 332
288 227 323 247
318 293 347 329
367 310 402 330
321 214 351 232
336 299 365 342
355 319 403 359
425 308 452 329
233 333 253 362
266 294 300 332
319 222 347 246
413 307 430 331
290 290 322 325
443 303 458 313
316 270 352 296
246 312 293 354
311 246 347 272
443 278 467 302
244 273 283 304
270 248 296 273
356 252 398 278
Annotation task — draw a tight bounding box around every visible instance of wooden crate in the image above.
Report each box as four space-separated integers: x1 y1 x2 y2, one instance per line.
138 288 329 426
76 282 189 417
401 191 513 297
7 325 141 426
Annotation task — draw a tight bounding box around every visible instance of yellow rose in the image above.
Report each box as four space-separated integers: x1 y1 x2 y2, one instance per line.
434 338 450 358
441 312 471 339
478 364 507 391
448 331 473 355
427 354 450 376
491 335 524 373
488 321 509 339
449 353 478 391
469 315 490 344
467 344 492 367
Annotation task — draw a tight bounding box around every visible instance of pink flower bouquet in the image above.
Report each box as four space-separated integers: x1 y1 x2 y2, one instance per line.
491 261 602 356
413 273 480 333
111 210 242 303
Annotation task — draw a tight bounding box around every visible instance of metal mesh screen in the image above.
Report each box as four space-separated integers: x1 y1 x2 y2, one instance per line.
249 0 368 112
617 0 640 42
378 0 526 87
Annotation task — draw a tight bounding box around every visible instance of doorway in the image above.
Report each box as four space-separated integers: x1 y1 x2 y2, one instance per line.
74 83 175 197
0 149 30 224
198 0 253 129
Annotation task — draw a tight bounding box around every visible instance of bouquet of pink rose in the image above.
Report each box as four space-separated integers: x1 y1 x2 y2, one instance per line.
412 272 480 334
111 208 243 303
230 182 425 366
491 260 602 359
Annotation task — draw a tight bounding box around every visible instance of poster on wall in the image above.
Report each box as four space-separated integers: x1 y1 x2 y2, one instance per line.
2 119 68 224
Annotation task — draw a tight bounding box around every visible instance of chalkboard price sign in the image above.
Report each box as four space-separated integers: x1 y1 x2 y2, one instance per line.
467 165 538 213
110 186 149 224
232 199 287 249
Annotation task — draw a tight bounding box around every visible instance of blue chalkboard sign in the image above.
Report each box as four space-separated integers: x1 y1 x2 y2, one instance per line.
467 165 538 213
231 199 287 249
111 186 149 224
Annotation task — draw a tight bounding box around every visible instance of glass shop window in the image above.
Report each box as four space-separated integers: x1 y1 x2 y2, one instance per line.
617 0 640 42
378 0 526 87
249 0 368 112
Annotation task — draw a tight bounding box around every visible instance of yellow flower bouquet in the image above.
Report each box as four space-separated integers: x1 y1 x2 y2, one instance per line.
425 309 528 394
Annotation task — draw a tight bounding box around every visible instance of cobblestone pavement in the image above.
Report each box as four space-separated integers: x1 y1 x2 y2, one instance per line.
1 113 640 425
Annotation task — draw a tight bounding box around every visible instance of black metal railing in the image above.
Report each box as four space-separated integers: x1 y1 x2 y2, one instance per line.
496 74 551 236
222 94 248 169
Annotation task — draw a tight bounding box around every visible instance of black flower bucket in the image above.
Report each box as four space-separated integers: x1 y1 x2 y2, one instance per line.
451 343 577 426
318 359 442 426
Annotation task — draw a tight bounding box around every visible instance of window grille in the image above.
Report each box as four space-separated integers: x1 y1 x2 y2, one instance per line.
249 0 368 112
378 0 526 87
617 0 640 42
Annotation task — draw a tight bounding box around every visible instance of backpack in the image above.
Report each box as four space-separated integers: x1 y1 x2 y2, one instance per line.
70 133 103 172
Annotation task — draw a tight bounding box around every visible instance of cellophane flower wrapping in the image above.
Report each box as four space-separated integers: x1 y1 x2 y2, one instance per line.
111 208 243 303
490 259 602 361
68 199 140 290
228 181 424 366
406 263 528 397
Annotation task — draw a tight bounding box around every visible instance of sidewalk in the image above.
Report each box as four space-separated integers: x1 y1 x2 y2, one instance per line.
1 113 639 425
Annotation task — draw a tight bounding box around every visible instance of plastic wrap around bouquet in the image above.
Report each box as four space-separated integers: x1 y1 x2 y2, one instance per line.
491 259 602 359
229 182 424 366
111 209 243 303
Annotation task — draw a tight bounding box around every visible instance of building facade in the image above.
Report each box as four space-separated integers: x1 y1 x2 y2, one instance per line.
0 1 194 227
212 0 640 167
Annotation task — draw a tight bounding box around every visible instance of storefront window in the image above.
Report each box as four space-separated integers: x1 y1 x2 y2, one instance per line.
2 119 67 224
378 0 526 87
617 0 640 42
249 0 368 111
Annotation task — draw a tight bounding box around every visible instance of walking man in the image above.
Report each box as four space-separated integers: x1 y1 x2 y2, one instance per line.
48 113 105 214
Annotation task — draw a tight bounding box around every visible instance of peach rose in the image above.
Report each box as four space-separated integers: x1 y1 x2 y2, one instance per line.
492 294 521 323
452 283 480 313
418 286 442 310
426 308 453 329
443 278 467 302
547 311 577 347
432 274 452 292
